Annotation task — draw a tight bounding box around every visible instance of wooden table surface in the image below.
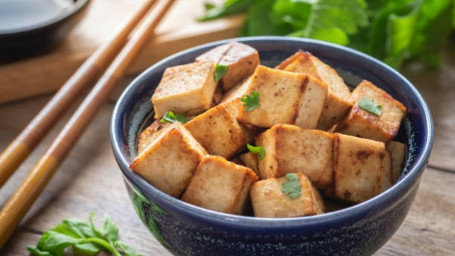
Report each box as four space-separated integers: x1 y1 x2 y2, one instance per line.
1 37 455 256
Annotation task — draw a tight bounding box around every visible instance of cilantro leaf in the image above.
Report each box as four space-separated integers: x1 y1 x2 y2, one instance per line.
214 64 228 82
281 173 302 199
200 0 455 69
27 213 141 256
241 91 260 111
160 111 189 124
246 143 265 160
197 0 255 21
358 96 382 116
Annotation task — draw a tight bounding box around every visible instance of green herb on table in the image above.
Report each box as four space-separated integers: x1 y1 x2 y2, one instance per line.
241 91 260 111
199 0 455 69
27 213 141 256
160 111 189 124
247 143 265 160
214 64 229 82
358 96 382 116
281 173 301 199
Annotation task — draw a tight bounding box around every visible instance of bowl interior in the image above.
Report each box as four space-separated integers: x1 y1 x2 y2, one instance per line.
111 36 433 227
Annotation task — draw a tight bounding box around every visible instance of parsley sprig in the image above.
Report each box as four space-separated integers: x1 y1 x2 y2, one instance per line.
27 213 141 256
241 91 260 111
358 96 382 116
214 64 228 82
281 173 301 199
160 111 189 124
247 143 265 160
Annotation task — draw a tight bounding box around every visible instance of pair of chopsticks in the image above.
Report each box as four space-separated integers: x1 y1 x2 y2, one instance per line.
0 0 176 248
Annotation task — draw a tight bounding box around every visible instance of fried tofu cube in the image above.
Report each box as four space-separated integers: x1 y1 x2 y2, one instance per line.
336 80 407 142
256 124 334 189
237 65 306 128
220 75 252 105
250 173 325 218
387 141 407 183
181 155 258 214
196 42 259 91
239 152 259 176
294 75 328 129
330 133 389 203
277 51 353 130
129 122 206 198
137 120 171 154
151 61 217 119
184 103 254 158
382 151 393 191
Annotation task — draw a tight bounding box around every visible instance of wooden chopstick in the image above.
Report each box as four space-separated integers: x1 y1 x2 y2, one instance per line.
0 0 176 248
0 0 157 188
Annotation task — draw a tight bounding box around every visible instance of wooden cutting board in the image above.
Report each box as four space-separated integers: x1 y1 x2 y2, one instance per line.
0 0 243 104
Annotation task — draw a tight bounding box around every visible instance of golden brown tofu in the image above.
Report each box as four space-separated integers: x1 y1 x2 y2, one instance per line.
256 124 334 189
278 51 353 130
239 152 259 176
184 103 254 158
220 75 252 105
336 80 407 142
196 42 260 91
129 123 206 198
294 75 328 129
330 133 388 203
137 120 171 154
181 155 258 214
151 61 217 119
237 65 306 128
250 173 325 218
386 141 407 183
382 151 393 191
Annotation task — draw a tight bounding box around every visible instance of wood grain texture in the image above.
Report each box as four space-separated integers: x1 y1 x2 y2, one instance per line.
402 39 455 171
0 0 243 103
0 0 177 247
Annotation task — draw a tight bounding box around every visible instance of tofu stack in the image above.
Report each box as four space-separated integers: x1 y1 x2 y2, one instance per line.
130 42 408 218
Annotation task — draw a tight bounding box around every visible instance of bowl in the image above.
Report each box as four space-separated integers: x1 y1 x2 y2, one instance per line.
110 36 433 256
0 0 91 63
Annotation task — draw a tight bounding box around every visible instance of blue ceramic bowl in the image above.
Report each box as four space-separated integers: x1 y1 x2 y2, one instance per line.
110 37 433 256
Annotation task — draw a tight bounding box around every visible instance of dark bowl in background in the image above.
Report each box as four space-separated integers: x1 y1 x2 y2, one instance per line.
0 0 91 63
110 36 433 256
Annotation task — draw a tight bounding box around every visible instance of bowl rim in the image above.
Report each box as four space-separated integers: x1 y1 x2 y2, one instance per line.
110 36 434 230
0 0 90 36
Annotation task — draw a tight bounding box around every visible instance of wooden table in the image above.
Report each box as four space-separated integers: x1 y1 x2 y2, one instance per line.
1 16 455 256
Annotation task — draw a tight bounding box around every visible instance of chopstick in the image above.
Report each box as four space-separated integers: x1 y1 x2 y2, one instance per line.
0 0 157 189
0 0 176 248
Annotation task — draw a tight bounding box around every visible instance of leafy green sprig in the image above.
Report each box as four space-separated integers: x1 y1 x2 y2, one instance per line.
358 96 382 116
247 143 266 160
27 213 140 256
199 0 455 69
214 64 229 82
241 91 260 111
281 173 302 199
160 111 189 124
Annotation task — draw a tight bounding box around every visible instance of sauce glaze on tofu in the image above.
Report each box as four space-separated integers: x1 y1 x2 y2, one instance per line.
130 42 408 218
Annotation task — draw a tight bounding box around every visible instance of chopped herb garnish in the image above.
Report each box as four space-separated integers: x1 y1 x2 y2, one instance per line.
27 213 141 256
247 143 265 160
358 96 382 116
160 111 189 124
214 64 228 82
281 173 301 199
240 91 260 111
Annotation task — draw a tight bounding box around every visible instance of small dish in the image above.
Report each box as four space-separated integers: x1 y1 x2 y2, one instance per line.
0 0 91 62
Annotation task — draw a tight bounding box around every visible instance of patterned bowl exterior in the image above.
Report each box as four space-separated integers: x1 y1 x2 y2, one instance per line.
110 37 433 256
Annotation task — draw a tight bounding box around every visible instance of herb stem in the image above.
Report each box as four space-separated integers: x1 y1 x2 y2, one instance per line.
79 237 121 256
